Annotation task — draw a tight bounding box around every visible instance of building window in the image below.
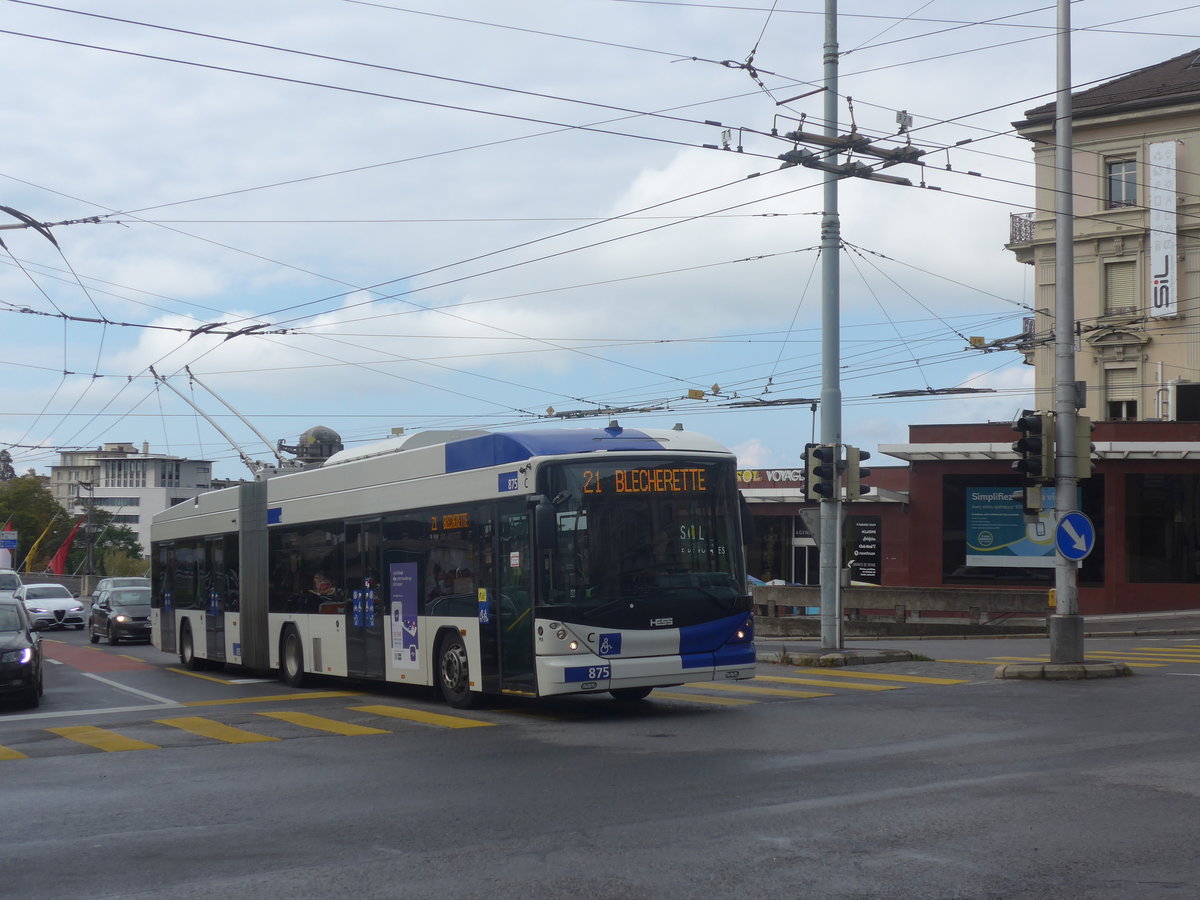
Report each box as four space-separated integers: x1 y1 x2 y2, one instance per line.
1106 368 1138 420
1103 260 1137 315
1127 474 1200 582
1106 158 1137 208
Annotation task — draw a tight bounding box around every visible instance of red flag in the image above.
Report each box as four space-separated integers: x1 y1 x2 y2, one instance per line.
48 516 85 576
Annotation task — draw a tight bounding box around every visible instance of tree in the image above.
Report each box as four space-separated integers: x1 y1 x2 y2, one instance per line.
66 508 145 576
0 450 14 482
0 475 68 570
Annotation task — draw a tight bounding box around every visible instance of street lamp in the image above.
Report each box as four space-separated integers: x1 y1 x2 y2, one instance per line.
76 480 95 584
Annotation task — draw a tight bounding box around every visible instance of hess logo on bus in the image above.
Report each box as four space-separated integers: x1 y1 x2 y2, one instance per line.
650 617 674 627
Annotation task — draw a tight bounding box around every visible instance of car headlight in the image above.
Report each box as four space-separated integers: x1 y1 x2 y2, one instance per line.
114 615 129 623
70 606 83 613
0 648 32 664
28 607 48 614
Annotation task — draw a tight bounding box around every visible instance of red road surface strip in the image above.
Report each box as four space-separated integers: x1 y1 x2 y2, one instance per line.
43 641 155 672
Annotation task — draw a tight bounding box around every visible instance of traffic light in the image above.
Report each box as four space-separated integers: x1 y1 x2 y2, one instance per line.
806 443 839 500
1012 410 1054 482
1076 415 1095 479
845 445 872 500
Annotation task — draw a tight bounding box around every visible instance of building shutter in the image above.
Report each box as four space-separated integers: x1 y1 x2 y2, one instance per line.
1104 260 1137 313
1106 368 1137 401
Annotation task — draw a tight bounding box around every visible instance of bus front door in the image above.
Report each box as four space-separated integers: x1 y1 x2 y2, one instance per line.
345 520 385 680
499 508 535 694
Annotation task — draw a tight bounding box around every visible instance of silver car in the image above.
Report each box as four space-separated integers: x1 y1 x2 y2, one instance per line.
0 569 21 602
17 583 86 630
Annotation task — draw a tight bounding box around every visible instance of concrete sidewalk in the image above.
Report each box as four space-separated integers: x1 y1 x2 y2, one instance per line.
753 608 1200 674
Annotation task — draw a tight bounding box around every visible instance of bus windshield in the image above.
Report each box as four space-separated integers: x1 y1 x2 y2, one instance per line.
541 458 747 628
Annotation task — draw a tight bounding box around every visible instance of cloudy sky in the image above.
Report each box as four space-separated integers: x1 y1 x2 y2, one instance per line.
1 0 1195 479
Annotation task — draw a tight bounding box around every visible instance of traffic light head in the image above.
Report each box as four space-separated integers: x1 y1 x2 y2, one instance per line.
805 443 839 500
1012 410 1054 482
846 446 872 500
1076 415 1096 479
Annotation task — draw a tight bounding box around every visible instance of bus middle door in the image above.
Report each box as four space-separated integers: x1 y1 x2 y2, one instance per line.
345 520 385 680
204 537 226 663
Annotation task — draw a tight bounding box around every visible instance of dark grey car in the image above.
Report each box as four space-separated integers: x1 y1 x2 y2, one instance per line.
89 587 152 644
0 600 44 707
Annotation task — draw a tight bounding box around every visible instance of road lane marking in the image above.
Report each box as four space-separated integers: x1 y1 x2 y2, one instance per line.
156 716 279 744
756 675 900 692
936 659 1004 666
181 691 364 707
350 704 495 729
794 668 969 685
687 681 832 699
258 710 389 736
167 667 240 685
652 691 756 706
81 672 179 706
48 725 159 752
0 745 28 760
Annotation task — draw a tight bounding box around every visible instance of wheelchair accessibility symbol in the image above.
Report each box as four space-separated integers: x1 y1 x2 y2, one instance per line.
598 633 622 657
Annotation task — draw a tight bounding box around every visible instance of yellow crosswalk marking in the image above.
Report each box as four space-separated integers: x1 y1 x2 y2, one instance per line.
182 691 363 707
990 656 1164 668
155 717 279 744
687 681 831 699
0 745 28 760
258 711 389 736
48 726 159 752
1082 652 1200 662
350 704 494 729
756 675 900 692
1129 648 1200 657
653 690 756 706
794 668 969 685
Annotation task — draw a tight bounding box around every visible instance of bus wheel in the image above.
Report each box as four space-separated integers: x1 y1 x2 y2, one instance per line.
438 633 480 709
280 627 307 688
610 687 653 702
180 624 203 670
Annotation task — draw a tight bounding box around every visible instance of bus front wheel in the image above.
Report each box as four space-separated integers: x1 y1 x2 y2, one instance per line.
280 627 307 688
438 633 481 709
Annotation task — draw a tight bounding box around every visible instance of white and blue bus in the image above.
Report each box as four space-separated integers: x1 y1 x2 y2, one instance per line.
150 425 754 706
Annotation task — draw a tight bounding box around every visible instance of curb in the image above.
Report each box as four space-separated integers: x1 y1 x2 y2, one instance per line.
993 660 1133 680
759 648 915 667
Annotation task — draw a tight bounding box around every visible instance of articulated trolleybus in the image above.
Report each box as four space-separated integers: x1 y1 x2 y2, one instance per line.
150 425 755 707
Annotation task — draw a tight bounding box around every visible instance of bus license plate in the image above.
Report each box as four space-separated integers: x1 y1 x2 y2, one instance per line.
565 665 611 682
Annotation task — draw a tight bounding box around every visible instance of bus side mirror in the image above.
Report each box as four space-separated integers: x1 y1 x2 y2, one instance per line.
529 495 557 603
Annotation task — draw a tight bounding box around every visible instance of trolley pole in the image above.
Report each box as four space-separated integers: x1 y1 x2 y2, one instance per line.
1049 0 1084 663
818 0 844 650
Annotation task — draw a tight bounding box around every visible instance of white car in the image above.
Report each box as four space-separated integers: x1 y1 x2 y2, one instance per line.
17 583 86 630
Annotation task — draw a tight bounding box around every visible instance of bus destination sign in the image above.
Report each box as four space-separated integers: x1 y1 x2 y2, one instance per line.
582 466 707 495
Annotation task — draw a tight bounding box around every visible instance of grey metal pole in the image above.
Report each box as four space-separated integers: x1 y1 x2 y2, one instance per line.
819 0 844 650
1050 0 1084 663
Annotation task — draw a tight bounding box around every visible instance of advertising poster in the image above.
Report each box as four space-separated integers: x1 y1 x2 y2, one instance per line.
965 487 1055 568
389 562 419 669
846 517 882 584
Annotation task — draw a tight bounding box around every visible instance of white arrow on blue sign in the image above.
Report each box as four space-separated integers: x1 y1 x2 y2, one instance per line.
1055 511 1095 561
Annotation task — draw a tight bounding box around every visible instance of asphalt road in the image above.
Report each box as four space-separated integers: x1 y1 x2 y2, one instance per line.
3 627 1199 899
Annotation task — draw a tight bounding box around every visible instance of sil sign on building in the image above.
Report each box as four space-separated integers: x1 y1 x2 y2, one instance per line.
1148 140 1177 319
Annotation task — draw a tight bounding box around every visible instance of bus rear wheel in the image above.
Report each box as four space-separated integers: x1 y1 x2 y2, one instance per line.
438 633 481 709
280 627 307 688
610 687 653 701
180 623 203 670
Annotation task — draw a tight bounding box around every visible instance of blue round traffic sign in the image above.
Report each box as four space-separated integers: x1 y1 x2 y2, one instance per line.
1055 511 1095 561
